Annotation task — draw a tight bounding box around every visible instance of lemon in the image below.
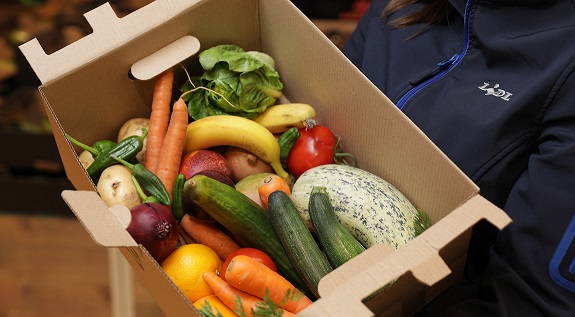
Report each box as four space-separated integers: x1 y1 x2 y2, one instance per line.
161 244 222 303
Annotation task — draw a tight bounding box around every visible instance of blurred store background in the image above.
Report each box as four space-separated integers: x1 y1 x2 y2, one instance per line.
0 0 369 316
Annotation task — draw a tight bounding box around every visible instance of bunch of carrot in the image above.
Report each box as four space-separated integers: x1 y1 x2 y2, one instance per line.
203 255 313 317
144 68 189 201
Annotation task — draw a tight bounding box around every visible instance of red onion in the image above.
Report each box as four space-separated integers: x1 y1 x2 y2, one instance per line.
127 202 179 263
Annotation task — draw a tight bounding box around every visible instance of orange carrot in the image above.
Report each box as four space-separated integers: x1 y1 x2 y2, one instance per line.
155 97 188 201
180 214 241 260
258 175 291 210
145 68 174 173
225 255 313 314
203 271 295 317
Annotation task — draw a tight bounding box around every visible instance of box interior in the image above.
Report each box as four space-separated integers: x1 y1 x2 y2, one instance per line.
20 0 511 316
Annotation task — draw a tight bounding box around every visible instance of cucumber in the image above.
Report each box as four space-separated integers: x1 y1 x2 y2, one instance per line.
267 190 333 299
182 174 312 298
308 186 366 268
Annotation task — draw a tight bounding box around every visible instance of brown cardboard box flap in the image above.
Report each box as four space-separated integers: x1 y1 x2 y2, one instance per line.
304 194 511 316
61 190 136 247
61 191 199 315
19 1 203 85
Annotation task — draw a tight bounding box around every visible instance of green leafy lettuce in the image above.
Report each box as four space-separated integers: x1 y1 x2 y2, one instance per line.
181 44 283 120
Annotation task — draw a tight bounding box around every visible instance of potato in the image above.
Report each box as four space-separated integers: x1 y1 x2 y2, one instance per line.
97 165 141 209
117 118 149 165
78 150 95 169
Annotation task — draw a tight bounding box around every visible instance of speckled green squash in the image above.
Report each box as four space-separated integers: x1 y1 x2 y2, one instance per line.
291 164 419 249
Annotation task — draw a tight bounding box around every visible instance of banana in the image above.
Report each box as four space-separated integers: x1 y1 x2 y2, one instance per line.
254 103 317 134
185 115 289 179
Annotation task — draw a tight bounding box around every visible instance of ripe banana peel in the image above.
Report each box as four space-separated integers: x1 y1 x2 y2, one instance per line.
254 103 317 133
185 115 289 180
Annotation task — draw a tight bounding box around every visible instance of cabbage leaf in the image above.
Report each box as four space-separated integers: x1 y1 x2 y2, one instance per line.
181 44 283 120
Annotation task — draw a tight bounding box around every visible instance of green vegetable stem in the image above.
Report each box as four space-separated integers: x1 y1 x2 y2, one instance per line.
86 128 148 177
112 155 171 206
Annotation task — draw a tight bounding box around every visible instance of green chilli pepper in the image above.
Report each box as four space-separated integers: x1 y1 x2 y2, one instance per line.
131 175 159 204
86 128 148 177
171 173 186 221
112 155 171 206
66 134 117 157
93 140 117 153
277 127 300 161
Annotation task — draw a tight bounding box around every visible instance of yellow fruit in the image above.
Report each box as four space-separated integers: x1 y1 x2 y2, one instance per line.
185 115 289 180
161 244 222 303
254 103 317 134
193 295 238 317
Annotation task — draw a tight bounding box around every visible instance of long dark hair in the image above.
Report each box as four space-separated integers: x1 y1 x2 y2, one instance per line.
383 0 455 30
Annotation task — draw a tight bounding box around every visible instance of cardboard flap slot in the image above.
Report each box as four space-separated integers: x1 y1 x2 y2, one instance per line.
130 35 201 81
411 251 452 286
423 195 512 252
61 190 137 248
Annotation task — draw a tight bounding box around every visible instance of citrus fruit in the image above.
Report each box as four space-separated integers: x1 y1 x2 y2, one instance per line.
161 243 222 303
193 294 237 317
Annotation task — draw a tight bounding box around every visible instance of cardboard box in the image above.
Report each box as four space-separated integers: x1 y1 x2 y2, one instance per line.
19 0 511 316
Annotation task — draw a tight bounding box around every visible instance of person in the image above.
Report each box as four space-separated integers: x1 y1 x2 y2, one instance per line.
343 0 575 316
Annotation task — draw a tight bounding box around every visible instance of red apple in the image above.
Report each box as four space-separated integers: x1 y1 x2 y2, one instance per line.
179 149 233 180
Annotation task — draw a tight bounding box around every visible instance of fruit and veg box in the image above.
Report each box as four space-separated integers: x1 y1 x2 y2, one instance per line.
19 0 512 316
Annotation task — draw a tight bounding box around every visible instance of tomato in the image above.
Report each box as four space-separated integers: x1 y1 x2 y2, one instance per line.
220 248 277 281
286 125 338 178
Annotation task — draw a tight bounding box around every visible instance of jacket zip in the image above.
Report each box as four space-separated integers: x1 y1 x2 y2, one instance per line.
396 0 474 110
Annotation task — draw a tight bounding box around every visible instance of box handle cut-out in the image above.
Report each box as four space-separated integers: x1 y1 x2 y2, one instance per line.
130 35 201 81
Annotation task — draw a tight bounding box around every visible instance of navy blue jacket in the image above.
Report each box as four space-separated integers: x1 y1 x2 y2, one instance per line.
344 0 575 315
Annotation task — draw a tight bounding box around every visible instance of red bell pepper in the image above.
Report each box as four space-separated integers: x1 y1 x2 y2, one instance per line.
286 125 355 178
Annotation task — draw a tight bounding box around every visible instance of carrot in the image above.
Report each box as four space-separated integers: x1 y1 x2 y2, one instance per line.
258 175 291 210
145 68 174 173
203 271 295 317
180 214 241 260
225 255 313 314
155 97 188 201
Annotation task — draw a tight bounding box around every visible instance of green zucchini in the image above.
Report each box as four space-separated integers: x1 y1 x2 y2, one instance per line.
309 186 366 268
181 174 312 298
267 190 333 299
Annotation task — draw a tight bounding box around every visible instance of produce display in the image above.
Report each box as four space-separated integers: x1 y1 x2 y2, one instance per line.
66 44 431 316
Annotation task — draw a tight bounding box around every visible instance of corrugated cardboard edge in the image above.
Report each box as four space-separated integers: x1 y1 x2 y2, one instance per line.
40 90 96 191
300 195 511 316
